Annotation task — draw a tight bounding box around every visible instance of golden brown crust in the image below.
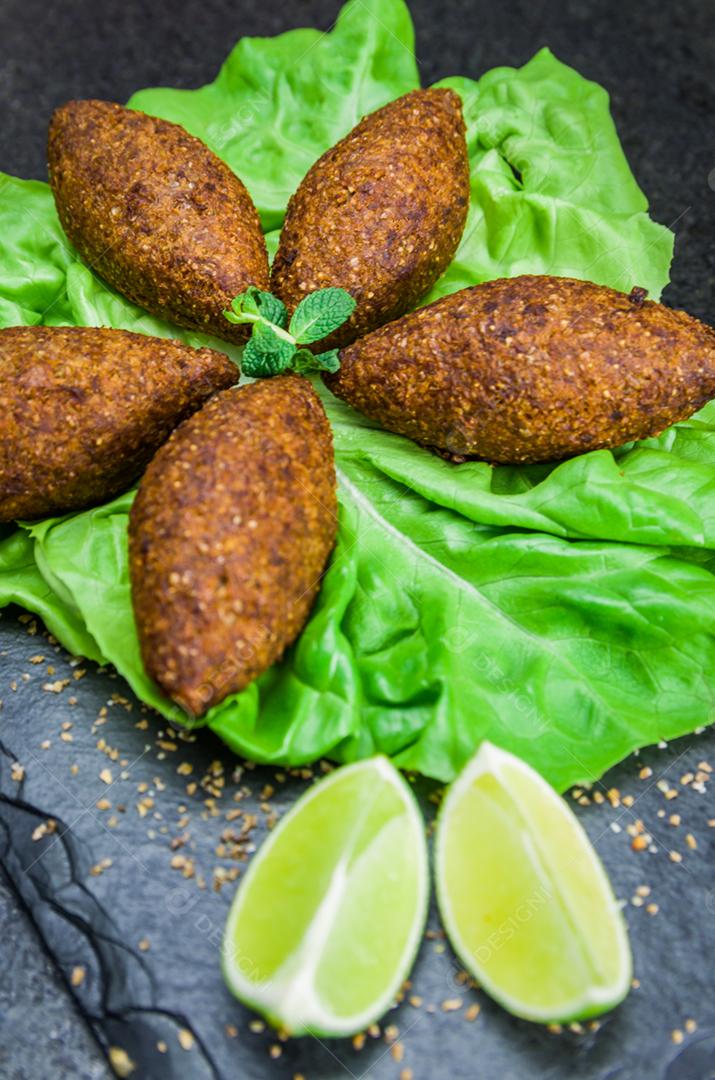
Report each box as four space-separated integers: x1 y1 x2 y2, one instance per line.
48 100 269 343
271 88 470 349
0 325 238 521
128 376 337 716
325 275 715 464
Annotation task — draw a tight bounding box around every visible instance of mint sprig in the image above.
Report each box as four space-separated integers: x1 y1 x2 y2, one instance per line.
224 286 356 379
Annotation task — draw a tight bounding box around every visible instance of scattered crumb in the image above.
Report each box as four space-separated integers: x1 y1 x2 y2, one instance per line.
672 1029 684 1045
10 762 24 782
108 1047 135 1077
269 1044 282 1059
99 768 113 785
157 1041 167 1054
352 1033 366 1051
71 965 86 987
391 1042 404 1063
138 938 150 952
465 1003 481 1021
177 1028 194 1051
89 857 112 876
441 998 462 1012
32 820 56 842
43 679 70 693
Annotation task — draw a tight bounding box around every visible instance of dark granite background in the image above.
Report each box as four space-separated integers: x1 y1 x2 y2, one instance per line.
0 2 714 1079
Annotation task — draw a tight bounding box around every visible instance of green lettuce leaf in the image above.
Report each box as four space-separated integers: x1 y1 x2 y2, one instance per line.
0 529 103 662
12 414 715 791
0 0 702 793
429 50 673 302
0 174 76 327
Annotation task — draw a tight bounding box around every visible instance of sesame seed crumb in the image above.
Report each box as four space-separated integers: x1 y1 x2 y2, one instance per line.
108 1047 135 1077
178 1029 194 1051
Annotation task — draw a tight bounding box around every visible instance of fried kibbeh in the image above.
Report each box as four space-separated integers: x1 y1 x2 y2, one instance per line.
48 100 269 343
128 376 337 716
0 325 237 522
325 275 715 464
271 88 470 349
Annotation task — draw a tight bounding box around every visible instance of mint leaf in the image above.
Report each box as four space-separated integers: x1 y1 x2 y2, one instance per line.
224 286 288 329
248 288 288 328
292 348 342 375
226 286 349 377
315 348 341 373
289 287 356 344
241 323 296 378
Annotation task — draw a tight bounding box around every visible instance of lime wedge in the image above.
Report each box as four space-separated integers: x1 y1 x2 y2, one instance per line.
222 756 429 1036
435 742 632 1023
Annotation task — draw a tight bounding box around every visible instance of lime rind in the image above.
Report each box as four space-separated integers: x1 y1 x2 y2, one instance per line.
435 741 632 1024
222 756 429 1037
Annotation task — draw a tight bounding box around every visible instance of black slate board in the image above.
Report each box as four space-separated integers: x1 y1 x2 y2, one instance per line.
1 1 715 1078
